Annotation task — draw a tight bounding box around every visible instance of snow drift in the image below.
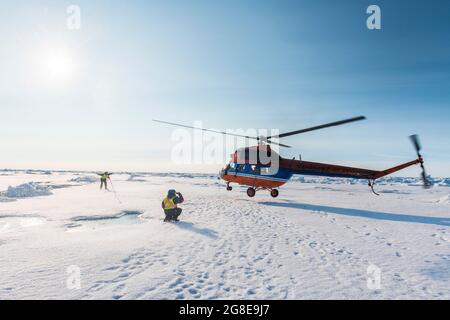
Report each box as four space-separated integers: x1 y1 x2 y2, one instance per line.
5 182 52 198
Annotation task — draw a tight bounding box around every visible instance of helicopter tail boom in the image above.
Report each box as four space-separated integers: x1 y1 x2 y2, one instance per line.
280 158 422 181
370 158 422 179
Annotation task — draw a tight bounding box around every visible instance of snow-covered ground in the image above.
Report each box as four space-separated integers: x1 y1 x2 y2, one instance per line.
0 170 449 300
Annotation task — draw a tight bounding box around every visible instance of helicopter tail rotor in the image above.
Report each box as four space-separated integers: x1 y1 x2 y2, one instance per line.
409 134 431 189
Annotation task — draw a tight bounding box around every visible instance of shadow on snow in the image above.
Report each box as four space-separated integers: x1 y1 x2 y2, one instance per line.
260 201 450 227
174 221 219 239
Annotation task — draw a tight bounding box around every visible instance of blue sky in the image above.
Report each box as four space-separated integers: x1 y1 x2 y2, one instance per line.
0 0 449 175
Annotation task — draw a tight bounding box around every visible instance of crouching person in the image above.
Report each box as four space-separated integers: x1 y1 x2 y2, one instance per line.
162 189 184 222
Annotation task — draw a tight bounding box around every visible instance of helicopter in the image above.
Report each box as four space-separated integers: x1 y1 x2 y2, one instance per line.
153 117 430 197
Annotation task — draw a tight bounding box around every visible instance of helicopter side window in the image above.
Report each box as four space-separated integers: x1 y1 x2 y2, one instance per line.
261 166 276 175
237 164 246 172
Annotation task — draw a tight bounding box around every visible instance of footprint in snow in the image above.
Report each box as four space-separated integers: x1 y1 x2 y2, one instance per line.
247 288 259 296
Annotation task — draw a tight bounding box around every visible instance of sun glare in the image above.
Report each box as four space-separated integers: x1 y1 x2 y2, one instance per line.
40 48 77 81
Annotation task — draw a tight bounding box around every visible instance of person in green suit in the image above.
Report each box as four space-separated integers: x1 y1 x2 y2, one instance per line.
97 172 113 190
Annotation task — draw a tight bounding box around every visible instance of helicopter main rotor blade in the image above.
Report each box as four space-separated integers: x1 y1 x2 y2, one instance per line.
153 119 260 140
266 140 292 148
267 116 366 139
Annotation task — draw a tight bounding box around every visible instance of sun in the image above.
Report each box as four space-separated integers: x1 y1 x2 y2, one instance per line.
40 48 77 81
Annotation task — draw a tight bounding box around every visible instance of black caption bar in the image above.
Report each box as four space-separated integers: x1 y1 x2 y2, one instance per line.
0 300 447 319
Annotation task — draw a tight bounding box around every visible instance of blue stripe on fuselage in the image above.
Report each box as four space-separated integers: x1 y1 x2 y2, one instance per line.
226 164 293 181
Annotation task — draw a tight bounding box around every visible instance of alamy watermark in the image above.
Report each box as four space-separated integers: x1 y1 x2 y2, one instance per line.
169 121 281 172
66 265 81 290
67 5 81 30
366 264 382 290
367 5 381 30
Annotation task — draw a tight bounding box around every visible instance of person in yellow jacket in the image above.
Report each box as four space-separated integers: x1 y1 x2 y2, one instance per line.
162 189 184 222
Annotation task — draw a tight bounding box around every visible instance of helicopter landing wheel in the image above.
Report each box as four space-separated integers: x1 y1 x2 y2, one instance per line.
247 187 256 197
226 184 232 191
270 189 279 198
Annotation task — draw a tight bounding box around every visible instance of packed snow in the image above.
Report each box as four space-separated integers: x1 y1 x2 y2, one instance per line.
0 170 449 299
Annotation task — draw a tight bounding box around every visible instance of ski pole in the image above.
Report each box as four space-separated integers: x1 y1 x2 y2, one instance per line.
108 177 122 204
